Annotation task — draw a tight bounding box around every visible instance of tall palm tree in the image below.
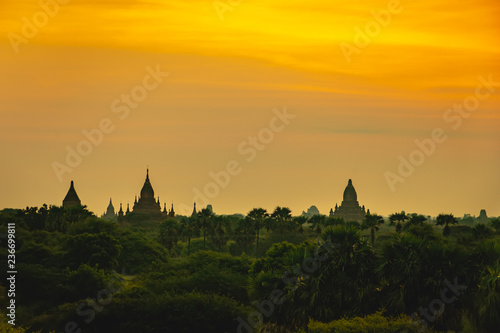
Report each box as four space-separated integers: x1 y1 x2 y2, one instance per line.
197 208 214 250
207 215 229 252
180 216 198 255
467 265 500 332
282 225 377 326
378 234 472 331
247 208 269 257
324 216 345 227
271 206 293 241
293 215 308 234
408 213 427 226
466 239 500 332
389 212 407 233
309 214 326 236
234 216 255 254
362 213 384 246
436 213 458 237
158 218 180 252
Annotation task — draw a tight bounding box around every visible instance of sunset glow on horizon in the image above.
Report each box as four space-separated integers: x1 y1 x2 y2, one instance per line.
1 0 499 217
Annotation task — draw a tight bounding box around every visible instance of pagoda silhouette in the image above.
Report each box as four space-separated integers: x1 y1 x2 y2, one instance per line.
331 179 368 222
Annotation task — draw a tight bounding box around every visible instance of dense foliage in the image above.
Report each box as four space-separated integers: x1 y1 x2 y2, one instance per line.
0 206 499 332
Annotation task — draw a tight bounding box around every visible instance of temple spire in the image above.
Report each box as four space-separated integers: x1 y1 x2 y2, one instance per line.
133 168 161 214
101 197 116 220
170 202 175 217
118 202 124 223
192 202 197 216
333 179 366 222
63 180 81 208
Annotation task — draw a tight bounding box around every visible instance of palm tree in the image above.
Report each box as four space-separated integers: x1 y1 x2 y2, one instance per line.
362 213 384 246
436 213 458 237
197 208 214 250
46 205 65 232
378 234 474 331
282 225 377 326
377 234 433 314
309 214 326 236
158 218 180 252
207 215 229 252
466 240 500 332
389 212 407 233
234 216 255 254
271 206 293 241
490 218 500 231
324 216 345 227
246 208 269 257
467 264 500 332
473 224 494 240
293 215 308 234
180 216 198 255
408 213 427 226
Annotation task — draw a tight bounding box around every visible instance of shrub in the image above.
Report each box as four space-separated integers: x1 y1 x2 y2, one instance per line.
307 311 430 333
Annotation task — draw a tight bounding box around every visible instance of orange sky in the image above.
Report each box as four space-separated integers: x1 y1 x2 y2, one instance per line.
0 0 499 217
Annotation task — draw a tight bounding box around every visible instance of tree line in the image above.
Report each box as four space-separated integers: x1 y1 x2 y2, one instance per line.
1 205 499 332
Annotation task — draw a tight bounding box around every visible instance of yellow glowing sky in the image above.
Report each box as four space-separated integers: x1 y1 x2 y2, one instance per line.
1 0 499 217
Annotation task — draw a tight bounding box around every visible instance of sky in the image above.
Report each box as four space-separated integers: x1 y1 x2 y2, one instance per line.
0 0 499 217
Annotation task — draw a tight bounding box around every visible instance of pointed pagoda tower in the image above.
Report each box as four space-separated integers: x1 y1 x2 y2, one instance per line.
117 203 125 224
101 198 117 220
63 181 81 208
169 202 175 217
132 168 161 214
191 202 197 217
333 179 367 222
